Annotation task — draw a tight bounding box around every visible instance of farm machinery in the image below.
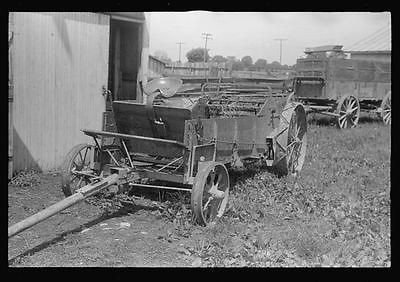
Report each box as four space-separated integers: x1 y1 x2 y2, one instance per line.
290 45 391 128
8 77 307 238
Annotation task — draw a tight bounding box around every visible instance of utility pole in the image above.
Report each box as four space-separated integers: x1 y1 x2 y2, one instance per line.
176 42 185 64
274 38 288 65
202 33 212 79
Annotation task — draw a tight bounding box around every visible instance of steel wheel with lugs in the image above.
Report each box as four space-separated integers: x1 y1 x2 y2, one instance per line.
191 162 230 226
273 102 307 177
381 91 391 125
336 95 360 129
61 144 99 197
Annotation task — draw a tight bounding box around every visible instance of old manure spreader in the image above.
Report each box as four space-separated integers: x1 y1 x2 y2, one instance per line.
8 77 307 238
290 45 391 128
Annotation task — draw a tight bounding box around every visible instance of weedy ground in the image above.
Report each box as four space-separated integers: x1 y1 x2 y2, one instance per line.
8 114 390 267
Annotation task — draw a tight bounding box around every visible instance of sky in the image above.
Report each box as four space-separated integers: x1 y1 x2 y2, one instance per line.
148 12 391 65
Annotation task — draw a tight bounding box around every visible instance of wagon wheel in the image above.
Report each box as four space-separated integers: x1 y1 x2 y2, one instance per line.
191 162 230 226
61 143 99 197
336 95 360 129
273 102 307 177
381 91 391 125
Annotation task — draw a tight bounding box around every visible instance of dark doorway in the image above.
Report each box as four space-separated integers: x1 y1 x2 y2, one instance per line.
108 19 142 102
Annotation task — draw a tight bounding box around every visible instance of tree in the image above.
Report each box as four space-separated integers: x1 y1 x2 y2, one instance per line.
186 47 210 63
232 60 245 71
241 56 253 68
154 50 172 64
254 58 268 70
225 56 237 69
211 55 227 63
269 61 282 69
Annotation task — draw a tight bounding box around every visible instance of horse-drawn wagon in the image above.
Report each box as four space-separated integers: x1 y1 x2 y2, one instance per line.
290 45 391 128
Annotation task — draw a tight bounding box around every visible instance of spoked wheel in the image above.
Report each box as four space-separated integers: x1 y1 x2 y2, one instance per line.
61 144 99 197
381 91 391 125
336 95 360 129
273 102 307 177
191 162 230 226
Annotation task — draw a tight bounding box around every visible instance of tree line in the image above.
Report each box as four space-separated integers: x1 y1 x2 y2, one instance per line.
153 48 295 71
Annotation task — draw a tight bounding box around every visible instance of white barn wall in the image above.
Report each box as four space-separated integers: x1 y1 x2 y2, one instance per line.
11 12 110 172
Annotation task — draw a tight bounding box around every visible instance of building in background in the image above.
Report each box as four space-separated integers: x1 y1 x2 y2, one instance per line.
8 12 150 177
148 55 166 80
349 50 391 62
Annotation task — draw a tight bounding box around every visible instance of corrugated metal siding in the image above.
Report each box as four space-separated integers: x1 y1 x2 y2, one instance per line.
12 12 110 172
9 13 14 178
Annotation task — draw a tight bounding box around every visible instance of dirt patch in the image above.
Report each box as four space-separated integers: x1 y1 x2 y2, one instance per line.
8 173 191 266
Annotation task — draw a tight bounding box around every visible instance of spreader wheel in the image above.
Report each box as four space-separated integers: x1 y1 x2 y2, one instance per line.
336 95 360 129
273 102 307 177
61 144 99 197
381 91 391 125
191 162 230 226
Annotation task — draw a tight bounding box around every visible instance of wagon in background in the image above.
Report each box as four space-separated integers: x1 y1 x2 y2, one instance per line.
290 45 391 128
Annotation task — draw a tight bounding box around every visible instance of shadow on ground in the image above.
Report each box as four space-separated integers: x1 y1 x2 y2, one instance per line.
8 202 159 265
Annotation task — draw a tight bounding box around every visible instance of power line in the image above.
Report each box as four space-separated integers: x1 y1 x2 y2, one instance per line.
364 37 391 51
274 38 287 65
354 31 391 51
365 33 390 49
202 33 212 79
347 24 390 50
351 29 390 50
176 42 185 63
347 24 389 49
350 28 389 50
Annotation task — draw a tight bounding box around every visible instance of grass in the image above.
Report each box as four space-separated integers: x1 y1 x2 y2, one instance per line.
163 118 391 267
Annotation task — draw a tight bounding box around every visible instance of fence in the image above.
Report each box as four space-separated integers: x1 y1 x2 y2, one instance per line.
164 62 230 77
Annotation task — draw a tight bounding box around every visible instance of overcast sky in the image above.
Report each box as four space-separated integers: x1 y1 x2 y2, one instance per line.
148 12 391 65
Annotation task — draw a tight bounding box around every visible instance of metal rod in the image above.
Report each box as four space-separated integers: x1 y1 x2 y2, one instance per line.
121 139 134 168
82 129 186 148
130 183 191 192
106 149 120 166
156 156 183 172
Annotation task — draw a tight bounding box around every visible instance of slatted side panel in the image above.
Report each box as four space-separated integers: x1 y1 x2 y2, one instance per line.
12 12 110 172
328 58 391 100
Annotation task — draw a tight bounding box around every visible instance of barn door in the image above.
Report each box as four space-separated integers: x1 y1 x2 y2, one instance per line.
108 19 141 101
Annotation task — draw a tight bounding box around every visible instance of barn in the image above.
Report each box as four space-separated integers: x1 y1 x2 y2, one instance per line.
8 12 151 178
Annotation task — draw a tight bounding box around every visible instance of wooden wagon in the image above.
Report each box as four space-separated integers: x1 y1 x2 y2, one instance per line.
60 77 307 226
8 77 308 237
290 45 391 128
